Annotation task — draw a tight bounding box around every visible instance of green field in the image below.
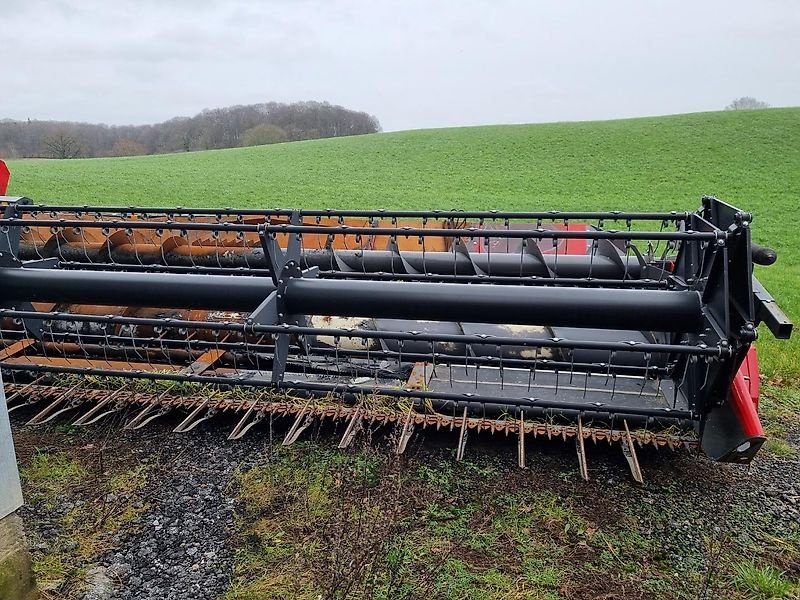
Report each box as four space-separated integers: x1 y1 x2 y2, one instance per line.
6 108 800 379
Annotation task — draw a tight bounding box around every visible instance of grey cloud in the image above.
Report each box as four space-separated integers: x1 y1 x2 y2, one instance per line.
3 0 799 130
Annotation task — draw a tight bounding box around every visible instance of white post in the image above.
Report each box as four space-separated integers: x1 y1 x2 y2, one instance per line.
0 373 38 599
0 374 23 520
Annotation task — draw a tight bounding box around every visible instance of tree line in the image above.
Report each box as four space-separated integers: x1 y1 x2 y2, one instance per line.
0 101 381 159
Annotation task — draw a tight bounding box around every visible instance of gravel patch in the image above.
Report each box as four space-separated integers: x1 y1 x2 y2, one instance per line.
94 428 268 600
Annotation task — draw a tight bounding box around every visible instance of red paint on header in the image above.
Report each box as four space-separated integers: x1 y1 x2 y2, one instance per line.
0 160 9 195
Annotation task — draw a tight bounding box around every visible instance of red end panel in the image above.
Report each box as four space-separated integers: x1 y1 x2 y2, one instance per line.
0 160 9 195
729 348 764 439
742 346 761 410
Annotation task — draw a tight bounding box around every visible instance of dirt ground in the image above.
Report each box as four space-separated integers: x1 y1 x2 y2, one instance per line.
9 401 800 600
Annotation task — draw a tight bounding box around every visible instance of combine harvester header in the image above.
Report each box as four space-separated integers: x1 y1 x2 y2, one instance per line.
0 160 792 481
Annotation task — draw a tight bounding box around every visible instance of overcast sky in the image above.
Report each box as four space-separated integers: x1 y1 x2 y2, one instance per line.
4 0 799 131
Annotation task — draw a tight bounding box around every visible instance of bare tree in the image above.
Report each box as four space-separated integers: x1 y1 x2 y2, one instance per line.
0 101 381 158
726 97 770 110
43 132 82 159
240 123 288 147
110 139 147 157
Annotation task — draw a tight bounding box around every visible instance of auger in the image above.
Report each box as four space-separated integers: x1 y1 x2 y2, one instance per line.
0 168 792 480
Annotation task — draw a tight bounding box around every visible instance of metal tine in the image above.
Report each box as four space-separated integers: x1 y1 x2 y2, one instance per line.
568 350 575 385
455 406 469 461
283 399 313 445
657 240 675 283
610 370 618 402
621 420 644 484
239 230 252 270
27 384 84 425
73 388 127 426
78 226 93 264
182 226 195 268
4 375 46 408
213 227 224 269
334 336 342 379
173 400 215 433
28 398 85 425
338 403 362 449
156 226 169 268
448 361 453 388
499 347 504 390
552 229 559 275
53 227 66 262
127 324 147 364
228 411 265 441
183 328 196 374
517 411 526 469
124 387 175 430
673 357 691 409
576 415 589 481
527 363 533 393
588 237 597 280
156 326 174 368
389 233 397 275
128 227 145 266
358 231 366 275
652 219 666 258
622 239 632 280
244 334 258 374
74 320 92 362
100 321 114 369
31 225 47 261
430 343 439 380
554 365 559 395
639 353 652 398
655 371 663 400
484 217 491 275
420 216 428 274
699 358 712 391
396 403 415 455
228 393 264 440
124 404 161 430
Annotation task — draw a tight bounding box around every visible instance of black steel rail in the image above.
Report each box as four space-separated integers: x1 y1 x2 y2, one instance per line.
9 203 694 221
0 309 722 356
0 218 720 241
0 329 673 377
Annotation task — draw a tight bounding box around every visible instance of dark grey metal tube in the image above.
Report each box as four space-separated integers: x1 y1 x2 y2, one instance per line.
0 268 275 311
285 278 703 332
0 267 702 332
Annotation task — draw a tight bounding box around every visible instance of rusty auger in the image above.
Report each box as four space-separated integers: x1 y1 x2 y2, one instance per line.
0 195 792 482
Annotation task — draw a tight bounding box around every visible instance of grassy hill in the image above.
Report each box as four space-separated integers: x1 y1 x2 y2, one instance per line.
6 108 800 378
6 109 800 600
